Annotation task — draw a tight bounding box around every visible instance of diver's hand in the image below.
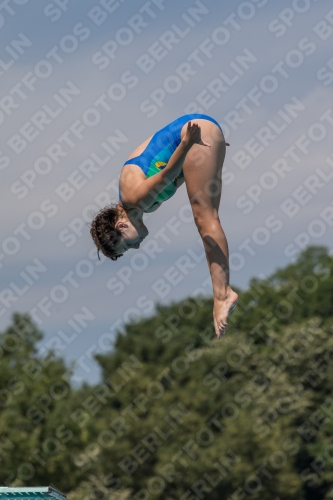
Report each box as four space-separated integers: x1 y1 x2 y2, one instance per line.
182 122 211 148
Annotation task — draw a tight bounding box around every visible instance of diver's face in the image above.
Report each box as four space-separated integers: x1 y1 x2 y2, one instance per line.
115 219 149 253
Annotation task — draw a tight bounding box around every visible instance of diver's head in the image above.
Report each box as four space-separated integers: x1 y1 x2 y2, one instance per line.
90 204 148 260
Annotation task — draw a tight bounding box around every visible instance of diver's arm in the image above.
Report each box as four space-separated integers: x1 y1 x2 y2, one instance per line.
124 141 191 209
125 122 210 209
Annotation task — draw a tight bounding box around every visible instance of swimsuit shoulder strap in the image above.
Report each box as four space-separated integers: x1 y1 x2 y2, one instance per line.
124 157 140 166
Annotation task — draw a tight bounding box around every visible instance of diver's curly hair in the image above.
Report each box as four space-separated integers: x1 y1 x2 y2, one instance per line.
90 204 127 261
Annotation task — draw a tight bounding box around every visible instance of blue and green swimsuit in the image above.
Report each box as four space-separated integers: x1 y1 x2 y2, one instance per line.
118 114 222 210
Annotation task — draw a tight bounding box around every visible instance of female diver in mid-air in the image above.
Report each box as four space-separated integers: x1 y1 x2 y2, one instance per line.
90 114 238 338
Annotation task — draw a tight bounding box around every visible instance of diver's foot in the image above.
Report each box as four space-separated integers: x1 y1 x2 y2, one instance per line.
213 289 238 339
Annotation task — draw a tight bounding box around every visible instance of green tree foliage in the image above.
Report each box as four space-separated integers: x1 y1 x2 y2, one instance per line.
0 313 89 491
1 246 333 499
231 245 333 336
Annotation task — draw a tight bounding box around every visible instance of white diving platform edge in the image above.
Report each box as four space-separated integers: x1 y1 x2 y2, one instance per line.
0 487 66 500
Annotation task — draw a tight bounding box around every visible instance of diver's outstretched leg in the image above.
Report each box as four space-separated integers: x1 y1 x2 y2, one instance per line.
181 119 238 338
